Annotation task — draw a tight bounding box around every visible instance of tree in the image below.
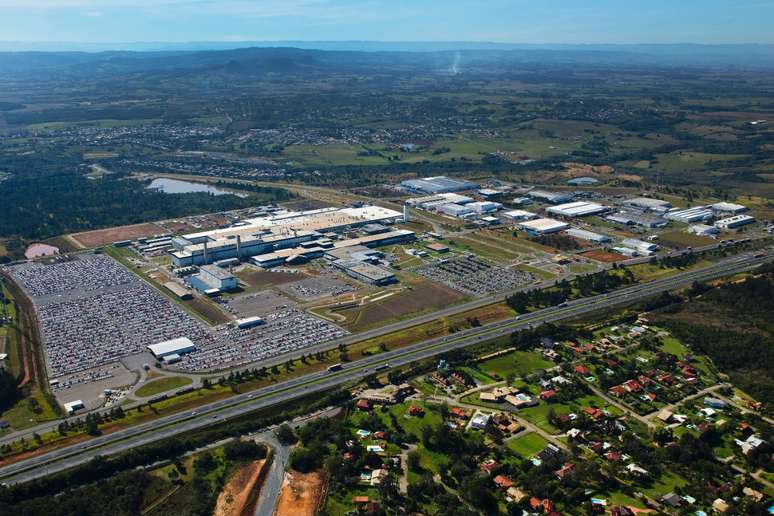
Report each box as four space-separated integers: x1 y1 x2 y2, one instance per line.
275 424 298 446
407 449 422 471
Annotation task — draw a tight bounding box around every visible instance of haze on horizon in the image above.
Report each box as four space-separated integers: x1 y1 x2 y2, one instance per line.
1 0 773 49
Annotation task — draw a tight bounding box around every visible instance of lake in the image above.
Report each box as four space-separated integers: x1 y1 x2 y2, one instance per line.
146 178 246 197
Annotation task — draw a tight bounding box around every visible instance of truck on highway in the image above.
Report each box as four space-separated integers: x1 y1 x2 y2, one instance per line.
327 363 343 372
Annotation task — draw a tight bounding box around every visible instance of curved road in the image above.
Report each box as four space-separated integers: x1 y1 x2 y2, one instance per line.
0 250 770 485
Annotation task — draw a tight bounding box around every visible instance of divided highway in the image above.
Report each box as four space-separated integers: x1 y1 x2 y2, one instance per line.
0 250 770 485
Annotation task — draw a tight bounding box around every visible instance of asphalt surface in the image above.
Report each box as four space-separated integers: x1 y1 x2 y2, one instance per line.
0 249 770 485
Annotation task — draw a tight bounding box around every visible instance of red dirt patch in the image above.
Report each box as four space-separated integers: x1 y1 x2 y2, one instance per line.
70 222 167 248
214 459 268 516
579 249 627 263
275 470 326 516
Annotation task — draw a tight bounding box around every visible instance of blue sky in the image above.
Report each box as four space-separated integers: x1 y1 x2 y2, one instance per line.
1 0 773 44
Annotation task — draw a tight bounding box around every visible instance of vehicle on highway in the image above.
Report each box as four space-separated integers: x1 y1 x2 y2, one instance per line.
327 363 343 372
374 363 390 371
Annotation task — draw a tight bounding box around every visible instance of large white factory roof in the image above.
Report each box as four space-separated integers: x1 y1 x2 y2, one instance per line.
665 206 714 223
710 202 747 214
547 201 608 218
147 337 195 358
624 197 672 210
503 209 538 221
565 228 611 242
518 218 570 234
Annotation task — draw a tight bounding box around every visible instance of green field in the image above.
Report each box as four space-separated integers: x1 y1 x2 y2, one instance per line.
477 350 554 379
135 376 193 397
506 432 549 458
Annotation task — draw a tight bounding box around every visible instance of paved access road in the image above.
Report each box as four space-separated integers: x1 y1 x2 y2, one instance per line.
0 250 770 485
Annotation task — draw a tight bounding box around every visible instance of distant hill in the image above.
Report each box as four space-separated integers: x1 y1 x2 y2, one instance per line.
1 43 773 79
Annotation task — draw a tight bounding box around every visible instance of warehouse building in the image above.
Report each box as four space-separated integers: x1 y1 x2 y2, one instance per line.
711 202 747 215
517 218 570 236
189 265 238 293
715 214 756 230
528 190 574 204
621 238 659 255
503 209 538 222
400 176 477 194
687 224 719 236
510 197 533 207
333 260 396 286
405 192 473 209
466 201 503 214
547 201 609 218
63 400 85 415
665 206 714 223
605 210 668 228
163 281 193 300
171 206 403 266
567 177 599 186
235 316 265 329
438 203 474 218
624 197 672 212
147 337 196 359
565 228 611 243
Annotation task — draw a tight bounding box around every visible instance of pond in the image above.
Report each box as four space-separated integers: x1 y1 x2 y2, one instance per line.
146 178 246 197
25 243 59 259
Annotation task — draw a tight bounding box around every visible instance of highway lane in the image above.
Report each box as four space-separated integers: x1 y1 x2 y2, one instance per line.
0 250 770 484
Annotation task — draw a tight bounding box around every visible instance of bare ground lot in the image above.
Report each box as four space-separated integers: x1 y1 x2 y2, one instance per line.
579 249 628 263
214 459 268 516
275 470 326 516
220 290 296 317
70 222 167 248
337 279 466 332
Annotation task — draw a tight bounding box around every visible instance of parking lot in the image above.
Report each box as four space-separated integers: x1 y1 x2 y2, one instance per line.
414 255 535 296
278 276 355 301
174 308 348 372
218 290 296 317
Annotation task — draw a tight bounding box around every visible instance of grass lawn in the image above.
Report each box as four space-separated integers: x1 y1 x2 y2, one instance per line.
478 350 554 379
659 334 688 355
606 491 646 510
135 376 193 397
657 229 715 249
517 264 556 280
641 470 687 499
506 432 548 458
459 366 497 385
519 403 570 433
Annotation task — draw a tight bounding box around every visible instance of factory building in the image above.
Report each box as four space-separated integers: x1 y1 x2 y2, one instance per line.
687 224 719 236
466 201 503 214
189 265 238 293
623 197 672 212
621 238 659 255
565 228 611 243
605 210 668 228
710 202 747 215
517 218 570 236
170 206 403 267
503 210 538 222
715 214 756 230
333 260 396 286
528 190 574 204
400 176 477 194
665 206 714 223
567 177 599 186
147 337 196 360
510 197 533 207
547 201 609 218
438 203 474 218
405 192 473 209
